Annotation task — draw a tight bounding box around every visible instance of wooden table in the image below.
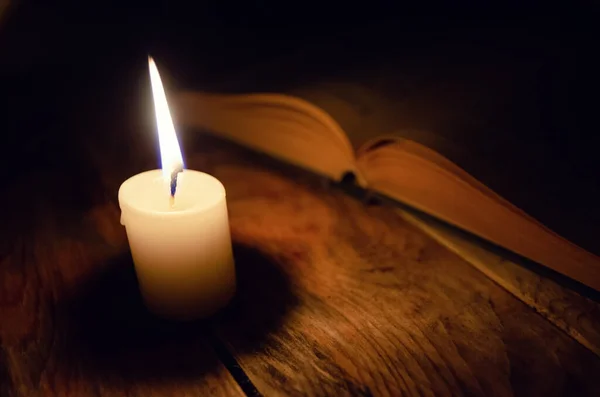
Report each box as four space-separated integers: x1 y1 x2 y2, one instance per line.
2 120 600 396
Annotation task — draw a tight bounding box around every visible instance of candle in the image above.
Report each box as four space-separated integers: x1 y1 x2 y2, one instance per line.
118 57 236 320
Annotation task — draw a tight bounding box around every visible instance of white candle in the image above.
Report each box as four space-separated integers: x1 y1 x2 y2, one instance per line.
118 57 236 320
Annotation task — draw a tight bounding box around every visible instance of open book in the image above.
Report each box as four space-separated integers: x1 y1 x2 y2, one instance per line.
173 82 600 292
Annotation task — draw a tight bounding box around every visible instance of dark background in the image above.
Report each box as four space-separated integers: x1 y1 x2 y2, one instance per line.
2 2 599 156
1 2 599 251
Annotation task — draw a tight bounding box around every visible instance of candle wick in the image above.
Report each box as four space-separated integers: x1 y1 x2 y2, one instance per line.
169 166 184 207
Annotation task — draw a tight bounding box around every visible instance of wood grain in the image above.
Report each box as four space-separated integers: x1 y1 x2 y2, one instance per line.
4 119 600 396
0 164 243 396
185 138 600 397
398 210 600 358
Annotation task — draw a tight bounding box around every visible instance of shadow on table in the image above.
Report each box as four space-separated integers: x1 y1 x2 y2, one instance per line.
212 242 300 350
61 241 295 384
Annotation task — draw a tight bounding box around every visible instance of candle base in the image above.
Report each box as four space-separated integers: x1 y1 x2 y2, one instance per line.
140 277 236 321
133 250 237 321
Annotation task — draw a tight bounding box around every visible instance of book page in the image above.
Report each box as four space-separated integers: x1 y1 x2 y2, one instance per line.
356 141 600 291
172 91 361 184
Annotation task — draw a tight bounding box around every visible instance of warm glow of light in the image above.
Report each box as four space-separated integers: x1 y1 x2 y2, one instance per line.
149 56 184 181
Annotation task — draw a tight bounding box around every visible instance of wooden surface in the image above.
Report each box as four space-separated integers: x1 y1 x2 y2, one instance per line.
46 122 600 397
2 127 600 395
399 210 600 358
1 102 600 395
187 140 600 397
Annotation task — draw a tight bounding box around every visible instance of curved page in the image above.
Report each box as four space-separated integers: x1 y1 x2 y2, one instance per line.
173 92 363 185
357 141 600 291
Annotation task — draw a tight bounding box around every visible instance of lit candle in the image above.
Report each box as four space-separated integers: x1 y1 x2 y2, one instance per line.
118 57 236 320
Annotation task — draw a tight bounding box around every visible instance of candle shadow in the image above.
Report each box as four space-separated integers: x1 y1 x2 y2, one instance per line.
211 242 299 350
60 252 223 384
59 242 297 385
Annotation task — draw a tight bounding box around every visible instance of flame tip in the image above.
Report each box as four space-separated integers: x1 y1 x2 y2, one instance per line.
149 54 183 181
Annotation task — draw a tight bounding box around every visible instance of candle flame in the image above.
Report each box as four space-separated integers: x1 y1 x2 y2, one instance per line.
148 56 184 182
